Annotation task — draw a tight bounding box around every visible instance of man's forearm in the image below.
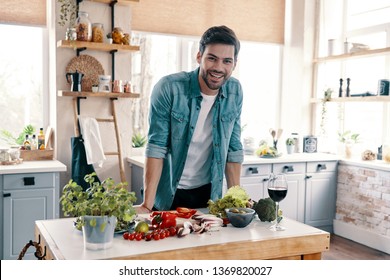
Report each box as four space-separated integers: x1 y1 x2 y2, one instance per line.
142 157 163 210
225 162 241 187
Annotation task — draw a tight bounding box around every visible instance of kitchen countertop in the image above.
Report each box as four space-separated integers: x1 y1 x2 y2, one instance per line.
128 153 390 171
0 160 67 174
127 153 341 168
35 216 329 260
339 157 390 172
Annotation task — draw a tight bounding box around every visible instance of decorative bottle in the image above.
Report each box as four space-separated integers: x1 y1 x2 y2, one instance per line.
31 135 37 150
38 128 45 150
23 135 31 150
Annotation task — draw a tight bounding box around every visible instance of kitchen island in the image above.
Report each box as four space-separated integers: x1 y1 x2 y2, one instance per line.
35 216 330 260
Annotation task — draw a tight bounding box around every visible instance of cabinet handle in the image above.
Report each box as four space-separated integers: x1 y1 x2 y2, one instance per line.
317 164 327 171
283 165 294 172
3 193 11 197
262 178 269 182
305 175 312 179
23 177 35 186
248 167 258 174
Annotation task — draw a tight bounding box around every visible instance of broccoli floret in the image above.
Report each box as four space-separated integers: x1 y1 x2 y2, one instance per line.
253 198 276 222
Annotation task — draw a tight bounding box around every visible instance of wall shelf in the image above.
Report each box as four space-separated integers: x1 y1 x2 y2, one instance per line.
314 47 390 63
310 96 390 103
57 40 140 52
58 90 140 98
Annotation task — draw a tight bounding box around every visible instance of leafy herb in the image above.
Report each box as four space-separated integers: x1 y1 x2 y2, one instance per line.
208 186 250 218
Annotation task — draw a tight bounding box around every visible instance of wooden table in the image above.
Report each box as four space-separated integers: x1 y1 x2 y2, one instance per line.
35 216 330 260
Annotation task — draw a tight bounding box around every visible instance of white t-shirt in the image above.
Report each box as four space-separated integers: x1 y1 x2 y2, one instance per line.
178 93 217 189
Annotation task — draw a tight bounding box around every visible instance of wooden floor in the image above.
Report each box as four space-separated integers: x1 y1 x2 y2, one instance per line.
322 234 390 260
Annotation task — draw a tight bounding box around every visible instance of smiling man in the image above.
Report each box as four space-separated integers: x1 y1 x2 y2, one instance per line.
135 26 244 213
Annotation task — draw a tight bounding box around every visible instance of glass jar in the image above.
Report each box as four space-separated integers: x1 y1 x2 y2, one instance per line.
383 145 390 163
75 11 92 41
9 146 20 160
65 27 77 41
112 27 124 44
92 23 104 43
0 148 9 162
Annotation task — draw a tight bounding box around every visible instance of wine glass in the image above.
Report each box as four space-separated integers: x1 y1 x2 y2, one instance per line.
267 173 288 231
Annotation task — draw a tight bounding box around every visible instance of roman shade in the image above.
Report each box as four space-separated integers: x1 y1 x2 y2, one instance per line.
130 0 285 44
0 0 46 26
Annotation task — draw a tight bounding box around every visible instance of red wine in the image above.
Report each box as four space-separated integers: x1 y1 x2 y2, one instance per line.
268 188 287 202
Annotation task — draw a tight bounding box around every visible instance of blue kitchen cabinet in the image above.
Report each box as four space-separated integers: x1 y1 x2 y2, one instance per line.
1 172 60 260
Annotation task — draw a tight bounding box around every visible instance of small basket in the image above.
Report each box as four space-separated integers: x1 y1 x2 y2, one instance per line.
20 149 54 161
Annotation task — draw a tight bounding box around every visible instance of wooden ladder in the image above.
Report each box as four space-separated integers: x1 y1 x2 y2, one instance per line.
72 97 125 182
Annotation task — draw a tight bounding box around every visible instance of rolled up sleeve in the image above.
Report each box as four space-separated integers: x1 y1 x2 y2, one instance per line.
145 143 167 158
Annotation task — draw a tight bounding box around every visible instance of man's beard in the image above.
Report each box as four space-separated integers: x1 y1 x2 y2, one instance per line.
201 70 227 91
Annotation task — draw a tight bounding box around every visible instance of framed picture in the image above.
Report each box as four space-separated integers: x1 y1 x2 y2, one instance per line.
303 136 317 153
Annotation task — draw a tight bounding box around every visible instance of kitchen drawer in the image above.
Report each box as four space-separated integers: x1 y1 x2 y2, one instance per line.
241 164 272 177
3 172 56 190
307 161 338 173
273 162 306 174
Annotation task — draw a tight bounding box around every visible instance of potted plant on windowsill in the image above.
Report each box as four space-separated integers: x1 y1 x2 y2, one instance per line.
285 138 296 154
131 132 147 156
60 172 137 250
338 131 360 159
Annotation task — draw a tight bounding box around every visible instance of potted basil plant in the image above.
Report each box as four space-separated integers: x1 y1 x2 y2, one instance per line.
60 173 137 250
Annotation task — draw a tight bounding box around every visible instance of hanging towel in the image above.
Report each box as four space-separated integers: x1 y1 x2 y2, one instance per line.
79 116 106 168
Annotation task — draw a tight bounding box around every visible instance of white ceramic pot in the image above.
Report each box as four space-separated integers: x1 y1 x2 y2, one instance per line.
286 145 295 154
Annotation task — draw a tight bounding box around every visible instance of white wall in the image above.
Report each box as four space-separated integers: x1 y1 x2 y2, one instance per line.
280 0 316 148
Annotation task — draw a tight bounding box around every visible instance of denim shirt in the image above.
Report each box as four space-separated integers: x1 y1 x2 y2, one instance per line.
145 67 244 210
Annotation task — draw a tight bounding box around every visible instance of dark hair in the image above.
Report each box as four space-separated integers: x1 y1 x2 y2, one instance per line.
199 25 240 60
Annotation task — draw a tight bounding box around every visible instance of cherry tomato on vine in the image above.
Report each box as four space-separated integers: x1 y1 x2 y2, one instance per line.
153 232 160 241
145 233 152 241
135 233 143 241
128 232 136 241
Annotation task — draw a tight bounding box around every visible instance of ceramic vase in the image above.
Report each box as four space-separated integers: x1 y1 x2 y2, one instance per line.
286 145 295 154
81 216 117 250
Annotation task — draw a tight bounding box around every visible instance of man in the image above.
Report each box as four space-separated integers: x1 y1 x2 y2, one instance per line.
136 25 243 213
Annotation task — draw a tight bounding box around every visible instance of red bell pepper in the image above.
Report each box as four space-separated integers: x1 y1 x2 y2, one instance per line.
176 207 197 219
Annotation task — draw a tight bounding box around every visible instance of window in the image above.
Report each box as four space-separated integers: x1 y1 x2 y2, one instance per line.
0 24 46 145
315 0 390 152
131 34 282 146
